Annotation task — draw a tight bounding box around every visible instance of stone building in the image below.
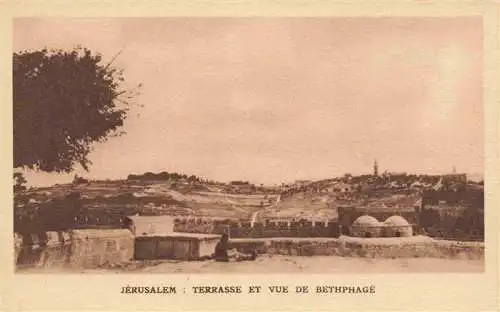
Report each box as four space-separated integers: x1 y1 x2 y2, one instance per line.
349 215 383 238
382 215 413 237
125 215 220 260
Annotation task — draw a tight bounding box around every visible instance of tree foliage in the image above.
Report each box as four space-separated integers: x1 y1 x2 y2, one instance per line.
13 172 27 192
13 47 140 173
127 171 202 182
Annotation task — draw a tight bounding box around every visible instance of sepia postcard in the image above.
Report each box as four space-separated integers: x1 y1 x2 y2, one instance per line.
1 1 499 311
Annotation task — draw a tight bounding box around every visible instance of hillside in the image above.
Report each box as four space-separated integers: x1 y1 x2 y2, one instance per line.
15 178 280 220
15 171 482 226
257 172 483 223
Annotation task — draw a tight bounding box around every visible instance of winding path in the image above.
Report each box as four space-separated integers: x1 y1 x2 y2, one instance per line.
250 194 281 226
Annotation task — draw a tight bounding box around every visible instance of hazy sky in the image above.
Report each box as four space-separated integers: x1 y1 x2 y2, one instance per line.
14 17 483 186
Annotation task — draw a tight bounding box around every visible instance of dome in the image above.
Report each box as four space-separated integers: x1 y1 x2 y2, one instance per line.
352 215 380 227
383 215 410 227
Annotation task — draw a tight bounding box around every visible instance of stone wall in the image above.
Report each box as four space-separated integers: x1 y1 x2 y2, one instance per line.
173 217 339 238
134 234 220 261
228 236 484 260
15 229 134 270
336 236 484 260
350 226 382 238
69 229 134 268
230 238 341 257
16 231 72 270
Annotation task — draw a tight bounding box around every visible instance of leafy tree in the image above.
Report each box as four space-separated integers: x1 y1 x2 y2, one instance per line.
13 47 141 173
127 174 140 180
13 172 27 192
158 171 170 180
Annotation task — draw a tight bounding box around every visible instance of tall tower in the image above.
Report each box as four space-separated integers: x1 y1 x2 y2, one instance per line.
373 159 379 177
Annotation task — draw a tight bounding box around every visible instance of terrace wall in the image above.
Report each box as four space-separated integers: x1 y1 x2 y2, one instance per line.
228 236 484 260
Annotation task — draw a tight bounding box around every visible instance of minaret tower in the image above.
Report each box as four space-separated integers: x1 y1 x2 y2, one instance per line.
373 159 379 177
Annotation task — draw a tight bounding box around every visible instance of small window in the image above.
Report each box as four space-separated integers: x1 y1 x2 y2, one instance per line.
365 232 372 238
395 231 401 237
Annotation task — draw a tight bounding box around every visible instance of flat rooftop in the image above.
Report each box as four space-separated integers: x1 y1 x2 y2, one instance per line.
136 232 221 240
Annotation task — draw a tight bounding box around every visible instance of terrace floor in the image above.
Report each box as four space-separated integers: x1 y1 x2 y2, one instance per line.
17 255 484 274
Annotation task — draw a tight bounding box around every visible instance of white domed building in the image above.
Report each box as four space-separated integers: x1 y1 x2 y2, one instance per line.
383 215 413 237
350 215 383 238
